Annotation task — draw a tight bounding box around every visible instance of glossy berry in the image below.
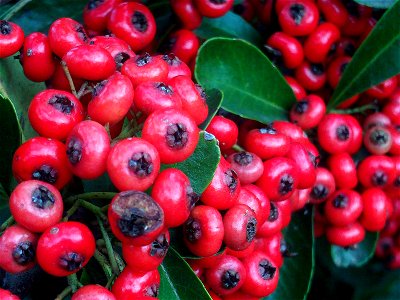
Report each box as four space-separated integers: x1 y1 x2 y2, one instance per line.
243 184 271 226
295 61 326 91
0 289 20 300
183 205 224 257
327 56 351 89
256 202 283 238
265 32 304 69
0 20 24 58
142 108 199 164
227 151 264 185
66 120 111 179
122 229 170 272
241 251 279 297
10 180 63 232
327 152 357 189
357 155 395 188
206 116 238 150
151 168 198 228
83 0 122 32
389 125 400 155
36 221 95 276
48 18 88 58
255 233 285 268
317 114 353 154
365 76 397 100
317 0 348 28
224 204 257 251
28 89 84 140
163 29 199 64
12 137 72 189
20 32 56 82
107 137 160 191
326 222 365 247
345 114 363 154
194 0 234 18
205 255 246 296
0 225 38 273
309 167 336 204
363 126 393 155
360 188 388 232
285 76 307 100
108 2 156 51
72 284 116 300
162 54 192 80
108 191 164 246
45 63 84 92
112 268 160 299
324 190 363 226
363 112 392 131
170 0 203 30
290 94 326 130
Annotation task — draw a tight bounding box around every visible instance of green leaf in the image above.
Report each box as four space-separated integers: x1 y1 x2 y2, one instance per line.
353 269 400 300
0 94 22 193
0 57 44 140
159 247 211 300
267 208 314 300
195 11 263 45
354 0 396 9
161 131 220 194
195 38 296 124
328 0 400 109
331 232 378 268
0 182 10 224
199 88 223 130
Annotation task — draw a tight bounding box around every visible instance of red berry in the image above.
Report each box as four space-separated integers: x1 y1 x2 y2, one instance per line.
72 285 116 300
326 222 365 247
227 151 264 185
309 167 336 204
256 202 283 238
162 54 192 80
0 20 24 58
327 152 357 189
207 116 238 151
170 0 203 30
324 190 363 226
243 184 270 225
357 155 396 188
164 29 199 64
363 126 393 155
285 76 307 100
365 76 397 100
317 0 348 28
290 94 326 130
0 289 20 300
363 112 392 131
194 0 234 18
295 61 327 91
83 0 122 32
360 188 389 232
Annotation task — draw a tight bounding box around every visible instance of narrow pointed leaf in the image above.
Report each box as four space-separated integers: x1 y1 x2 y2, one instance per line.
354 0 395 9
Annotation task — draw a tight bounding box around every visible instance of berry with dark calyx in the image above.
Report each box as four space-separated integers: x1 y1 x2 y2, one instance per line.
357 155 396 188
317 0 348 28
290 94 326 130
295 61 327 91
327 56 352 89
363 112 392 131
309 167 336 204
0 20 24 58
324 190 363 226
194 0 234 18
265 32 304 69
163 29 199 64
162 53 192 79
364 126 393 155
257 202 283 238
83 0 122 32
227 151 264 185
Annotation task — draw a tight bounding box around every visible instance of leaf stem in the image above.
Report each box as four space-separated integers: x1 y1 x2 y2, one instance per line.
232 144 245 152
55 286 72 300
105 273 117 289
62 199 82 222
67 273 81 293
61 61 77 98
94 249 113 278
330 103 377 115
1 0 32 20
96 215 120 275
0 216 14 232
80 200 107 221
76 81 89 99
65 192 116 205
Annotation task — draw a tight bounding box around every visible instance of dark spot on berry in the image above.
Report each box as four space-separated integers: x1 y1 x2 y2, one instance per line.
195 84 207 100
268 202 279 222
131 11 148 33
162 53 181 66
31 185 55 209
184 218 202 242
59 252 85 271
394 176 400 187
166 123 188 149
93 80 107 97
66 138 82 165
372 171 387 186
233 151 253 166
224 169 238 193
246 217 257 242
26 49 33 57
136 53 151 67
150 233 169 258
311 184 328 201
87 0 104 10
210 0 227 4
12 241 35 265
290 3 305 25
310 63 324 76
336 124 350 141
294 100 309 114
113 191 163 238
128 152 154 177
0 20 12 35
146 284 159 297
332 194 348 208
259 123 277 134
308 151 319 168
221 270 240 290
155 82 173 95
48 95 74 114
32 165 58 184
259 259 276 280
279 174 294 195
328 43 337 56
75 24 88 42
369 128 389 145
340 62 348 74
114 52 131 71
186 185 199 209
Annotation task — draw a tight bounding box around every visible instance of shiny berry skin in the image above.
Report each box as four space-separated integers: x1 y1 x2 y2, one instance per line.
63 44 116 81
344 114 363 154
360 188 389 232
12 137 72 189
162 54 192 80
206 116 238 151
304 22 340 63
290 94 326 130
28 89 84 140
256 202 283 238
389 125 400 155
317 113 353 154
151 168 198 228
108 191 164 246
257 157 299 202
72 284 116 300
201 157 241 210
122 53 168 87
164 29 199 64
324 190 363 226
112 267 160 299
295 61 326 91
227 151 264 185
317 0 348 28
309 167 336 204
66 120 110 179
168 75 208 125
383 97 400 126
142 108 199 164
365 76 397 100
88 72 134 125
0 20 24 58
205 255 246 296
243 184 270 226
357 155 396 188
0 289 20 300
335 37 356 57
36 221 95 276
241 251 279 297
256 233 285 268
183 205 224 257
194 0 234 18
10 180 63 232
285 76 307 100
278 0 319 36
364 126 393 155
83 0 122 32
0 225 38 273
327 152 357 189
326 222 365 247
275 198 292 228
20 32 56 82
265 32 304 69
48 18 88 58
327 56 351 89
170 0 203 30
224 204 257 251
342 2 372 37
226 239 256 260
122 229 170 272
107 137 160 191
108 2 156 52
45 63 85 92
134 81 182 115
244 126 290 160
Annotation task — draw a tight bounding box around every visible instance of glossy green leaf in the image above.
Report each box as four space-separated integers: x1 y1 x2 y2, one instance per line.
267 208 314 300
0 94 22 193
331 232 378 268
354 0 396 9
195 11 263 45
199 88 223 130
159 247 212 300
161 131 220 194
328 0 400 109
195 38 296 124
0 57 44 140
